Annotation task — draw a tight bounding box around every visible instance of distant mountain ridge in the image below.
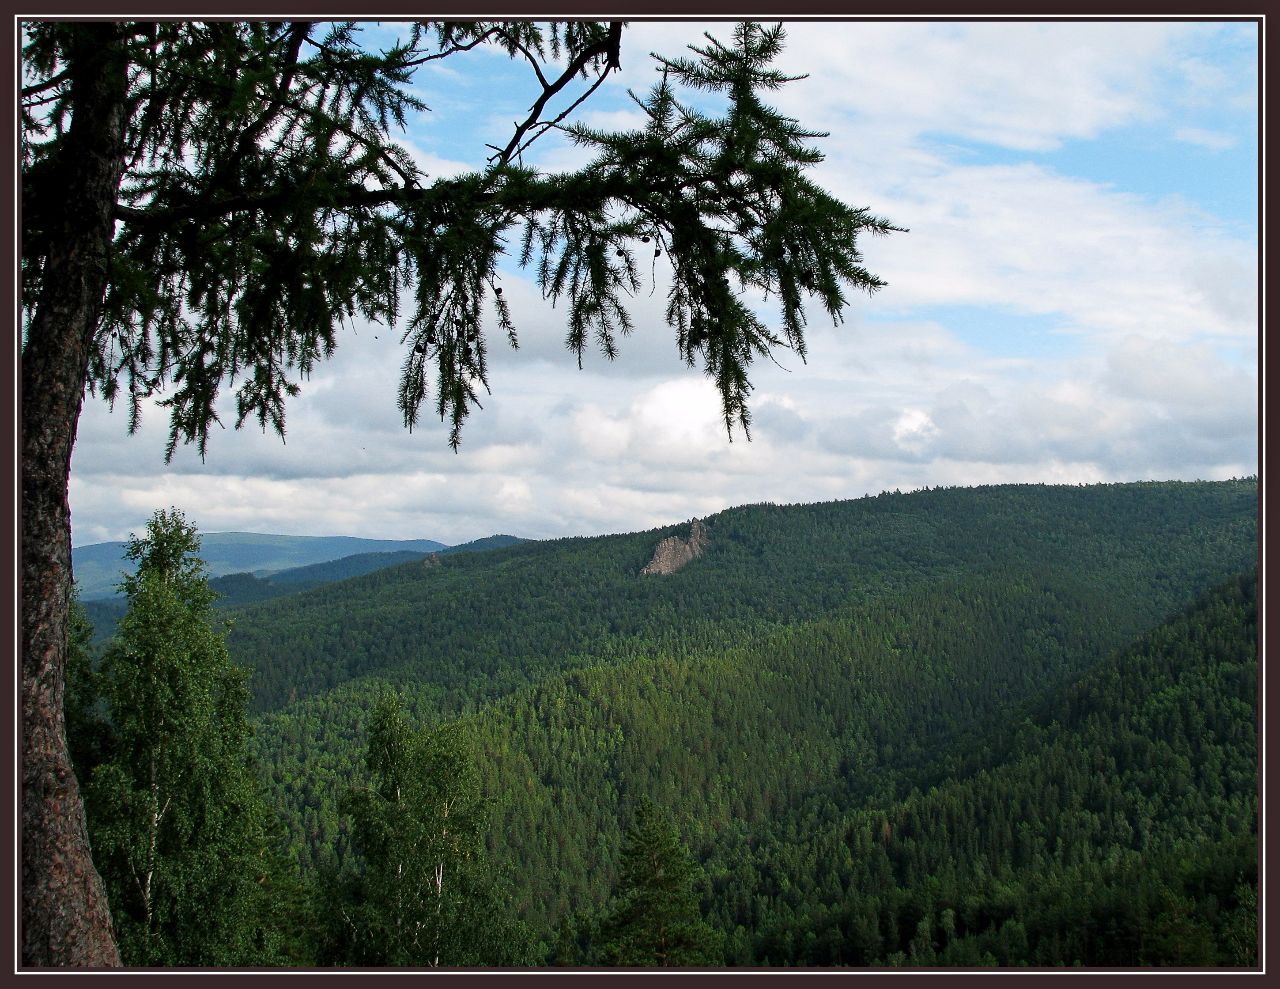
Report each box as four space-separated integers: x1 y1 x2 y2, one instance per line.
72 530 524 600
208 534 528 607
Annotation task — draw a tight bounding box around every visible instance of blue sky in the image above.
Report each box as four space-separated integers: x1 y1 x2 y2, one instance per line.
68 19 1259 546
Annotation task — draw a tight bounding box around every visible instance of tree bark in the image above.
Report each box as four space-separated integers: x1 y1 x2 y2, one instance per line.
21 23 128 968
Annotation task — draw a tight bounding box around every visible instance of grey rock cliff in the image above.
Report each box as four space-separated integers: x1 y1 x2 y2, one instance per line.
640 519 709 576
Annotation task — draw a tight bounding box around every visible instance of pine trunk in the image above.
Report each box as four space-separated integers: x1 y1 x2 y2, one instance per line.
20 23 128 968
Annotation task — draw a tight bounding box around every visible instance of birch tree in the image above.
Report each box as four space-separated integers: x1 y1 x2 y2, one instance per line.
334 694 532 966
82 509 279 965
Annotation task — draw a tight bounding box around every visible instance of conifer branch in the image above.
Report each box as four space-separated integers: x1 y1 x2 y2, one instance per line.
490 21 623 166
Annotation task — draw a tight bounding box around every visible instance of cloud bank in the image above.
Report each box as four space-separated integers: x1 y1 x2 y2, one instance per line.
67 20 1257 547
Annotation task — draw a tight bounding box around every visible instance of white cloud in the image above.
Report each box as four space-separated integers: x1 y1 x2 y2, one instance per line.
65 20 1257 549
574 108 649 133
571 377 731 467
857 162 1255 346
572 403 631 460
1101 334 1256 410
758 21 1185 152
1173 126 1237 152
892 408 939 455
394 138 475 181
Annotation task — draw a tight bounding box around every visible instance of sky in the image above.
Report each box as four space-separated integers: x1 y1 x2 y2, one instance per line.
67 18 1259 547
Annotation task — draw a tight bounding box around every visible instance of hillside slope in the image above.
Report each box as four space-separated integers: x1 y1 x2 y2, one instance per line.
244 478 1257 961
708 570 1258 966
233 480 1256 715
250 564 1256 963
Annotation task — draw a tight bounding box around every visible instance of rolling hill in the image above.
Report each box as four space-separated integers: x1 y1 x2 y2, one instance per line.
228 479 1257 964
231 479 1256 715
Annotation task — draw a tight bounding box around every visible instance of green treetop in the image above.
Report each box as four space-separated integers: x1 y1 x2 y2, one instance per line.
81 509 281 965
598 798 722 967
330 694 533 967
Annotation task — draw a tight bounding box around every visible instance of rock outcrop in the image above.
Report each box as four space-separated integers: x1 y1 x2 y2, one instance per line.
640 519 709 576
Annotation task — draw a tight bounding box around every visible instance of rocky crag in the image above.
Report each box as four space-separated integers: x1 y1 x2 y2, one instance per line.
640 519 709 576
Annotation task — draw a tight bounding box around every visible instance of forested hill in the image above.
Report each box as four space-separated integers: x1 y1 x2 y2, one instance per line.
65 478 1256 964
695 569 1258 966
238 478 1258 965
460 569 1257 965
230 479 1256 716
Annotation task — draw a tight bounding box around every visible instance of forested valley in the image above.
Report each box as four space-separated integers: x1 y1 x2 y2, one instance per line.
67 479 1259 968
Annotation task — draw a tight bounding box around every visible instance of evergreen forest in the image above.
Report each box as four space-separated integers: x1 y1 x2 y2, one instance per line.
66 479 1260 968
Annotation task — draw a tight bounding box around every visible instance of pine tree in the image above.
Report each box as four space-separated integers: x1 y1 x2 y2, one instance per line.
598 798 722 967
81 509 282 966
21 20 899 963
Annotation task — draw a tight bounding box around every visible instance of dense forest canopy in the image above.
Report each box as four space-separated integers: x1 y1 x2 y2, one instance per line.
68 479 1258 967
229 479 1256 715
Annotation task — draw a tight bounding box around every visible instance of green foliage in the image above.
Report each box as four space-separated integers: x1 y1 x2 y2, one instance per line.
22 20 895 455
65 592 112 784
78 509 290 965
238 480 1256 967
717 570 1258 967
595 799 721 967
231 479 1257 719
324 693 534 967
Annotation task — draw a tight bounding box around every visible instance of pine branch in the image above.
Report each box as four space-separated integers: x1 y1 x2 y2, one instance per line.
489 21 623 166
